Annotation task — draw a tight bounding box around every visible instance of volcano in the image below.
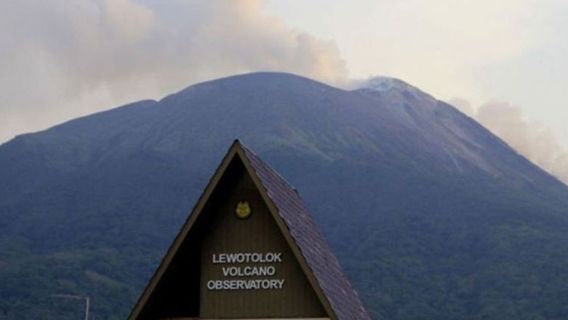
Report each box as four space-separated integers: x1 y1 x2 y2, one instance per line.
1 72 567 319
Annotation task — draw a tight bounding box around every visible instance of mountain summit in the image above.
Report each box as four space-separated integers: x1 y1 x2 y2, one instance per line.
1 72 567 319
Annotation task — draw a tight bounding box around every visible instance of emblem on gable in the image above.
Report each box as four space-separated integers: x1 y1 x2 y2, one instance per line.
235 201 252 219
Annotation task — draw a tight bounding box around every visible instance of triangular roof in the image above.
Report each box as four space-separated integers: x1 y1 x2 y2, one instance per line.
129 140 371 320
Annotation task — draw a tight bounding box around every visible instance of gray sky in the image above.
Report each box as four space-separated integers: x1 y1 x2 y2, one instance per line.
266 0 568 145
1 0 567 181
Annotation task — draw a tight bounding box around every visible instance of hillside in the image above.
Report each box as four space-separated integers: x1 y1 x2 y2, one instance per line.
1 72 568 319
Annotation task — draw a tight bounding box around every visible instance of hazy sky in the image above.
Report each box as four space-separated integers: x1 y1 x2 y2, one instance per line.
266 0 568 144
1 0 567 180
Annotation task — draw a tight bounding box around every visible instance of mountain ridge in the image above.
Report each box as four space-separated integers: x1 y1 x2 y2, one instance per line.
1 72 568 319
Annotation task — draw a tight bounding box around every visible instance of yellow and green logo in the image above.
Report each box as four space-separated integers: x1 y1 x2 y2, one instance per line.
235 201 252 219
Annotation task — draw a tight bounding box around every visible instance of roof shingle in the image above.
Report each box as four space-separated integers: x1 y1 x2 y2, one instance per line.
241 143 371 320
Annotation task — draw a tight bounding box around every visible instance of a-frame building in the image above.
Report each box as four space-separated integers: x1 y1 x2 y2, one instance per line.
129 140 371 320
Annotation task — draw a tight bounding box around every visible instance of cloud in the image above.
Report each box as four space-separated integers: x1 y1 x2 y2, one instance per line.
448 99 568 184
330 0 546 101
0 0 347 143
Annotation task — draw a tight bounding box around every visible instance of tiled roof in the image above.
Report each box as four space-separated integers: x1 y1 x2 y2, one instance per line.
241 143 371 320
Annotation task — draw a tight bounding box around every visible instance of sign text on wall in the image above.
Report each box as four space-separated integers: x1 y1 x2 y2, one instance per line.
206 252 285 291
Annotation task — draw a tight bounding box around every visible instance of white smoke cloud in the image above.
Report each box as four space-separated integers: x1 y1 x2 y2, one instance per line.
0 0 348 143
448 98 568 184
